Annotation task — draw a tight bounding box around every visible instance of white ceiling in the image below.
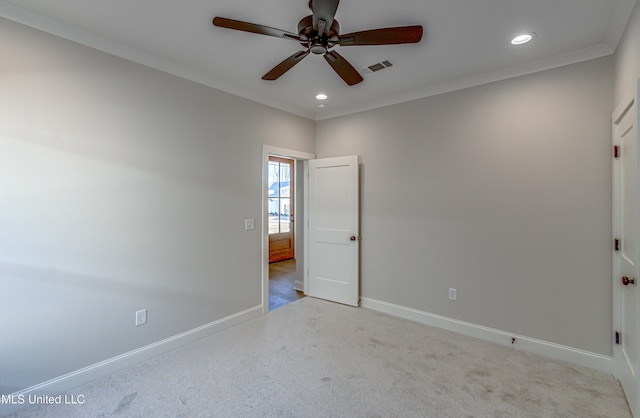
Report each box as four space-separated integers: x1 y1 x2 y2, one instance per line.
1 0 636 120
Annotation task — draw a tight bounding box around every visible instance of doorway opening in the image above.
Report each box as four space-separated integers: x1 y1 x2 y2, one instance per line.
262 146 315 313
268 156 303 310
261 146 361 312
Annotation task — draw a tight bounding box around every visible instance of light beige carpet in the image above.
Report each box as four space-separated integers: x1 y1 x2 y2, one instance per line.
7 297 631 417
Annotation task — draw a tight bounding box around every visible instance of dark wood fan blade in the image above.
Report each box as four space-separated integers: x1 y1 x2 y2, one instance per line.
311 0 340 34
213 17 302 41
262 50 311 80
324 50 363 86
338 26 423 46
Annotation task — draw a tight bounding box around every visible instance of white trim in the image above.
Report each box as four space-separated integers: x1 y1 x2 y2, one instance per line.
605 0 638 50
1 305 262 417
361 297 614 374
303 160 310 296
261 146 315 314
316 43 614 121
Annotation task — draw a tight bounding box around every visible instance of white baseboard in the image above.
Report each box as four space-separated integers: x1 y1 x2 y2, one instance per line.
295 280 304 292
1 305 262 417
361 297 613 374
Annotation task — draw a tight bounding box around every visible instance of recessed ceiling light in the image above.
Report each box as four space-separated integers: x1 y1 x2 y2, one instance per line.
511 33 535 45
316 93 328 100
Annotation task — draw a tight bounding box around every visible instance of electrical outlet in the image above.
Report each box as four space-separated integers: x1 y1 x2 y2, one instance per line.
448 288 457 301
135 309 147 326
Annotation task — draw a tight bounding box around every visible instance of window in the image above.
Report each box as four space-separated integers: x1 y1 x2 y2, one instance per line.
268 158 293 234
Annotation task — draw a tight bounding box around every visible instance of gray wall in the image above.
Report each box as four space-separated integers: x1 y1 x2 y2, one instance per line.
614 2 640 105
316 56 614 356
0 18 315 394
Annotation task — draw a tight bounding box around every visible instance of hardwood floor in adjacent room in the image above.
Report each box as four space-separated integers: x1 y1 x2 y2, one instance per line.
269 259 304 311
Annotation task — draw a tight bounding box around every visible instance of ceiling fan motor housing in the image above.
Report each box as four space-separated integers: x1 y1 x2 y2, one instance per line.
298 15 340 54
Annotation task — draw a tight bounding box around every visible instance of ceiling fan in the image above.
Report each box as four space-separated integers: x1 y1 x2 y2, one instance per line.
212 0 423 86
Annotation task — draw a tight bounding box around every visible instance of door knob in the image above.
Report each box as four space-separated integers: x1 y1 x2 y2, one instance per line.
349 236 358 241
622 276 636 286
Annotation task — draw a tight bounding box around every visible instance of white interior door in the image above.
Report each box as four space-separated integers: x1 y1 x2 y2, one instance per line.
307 155 359 306
613 92 639 417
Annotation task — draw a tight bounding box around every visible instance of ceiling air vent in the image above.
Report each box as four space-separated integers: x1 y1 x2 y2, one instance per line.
360 60 393 75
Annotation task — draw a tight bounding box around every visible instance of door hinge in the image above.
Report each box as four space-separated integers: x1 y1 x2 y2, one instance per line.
614 145 620 159
616 331 621 345
615 238 620 252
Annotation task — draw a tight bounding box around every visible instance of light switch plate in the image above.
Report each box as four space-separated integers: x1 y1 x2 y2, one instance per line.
244 219 255 231
135 309 147 326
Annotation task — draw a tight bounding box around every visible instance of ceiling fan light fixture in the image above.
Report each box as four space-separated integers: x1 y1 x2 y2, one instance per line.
316 93 328 100
511 32 535 45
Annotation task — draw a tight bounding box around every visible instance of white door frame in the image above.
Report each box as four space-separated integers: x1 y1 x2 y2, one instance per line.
612 85 640 416
261 145 315 314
